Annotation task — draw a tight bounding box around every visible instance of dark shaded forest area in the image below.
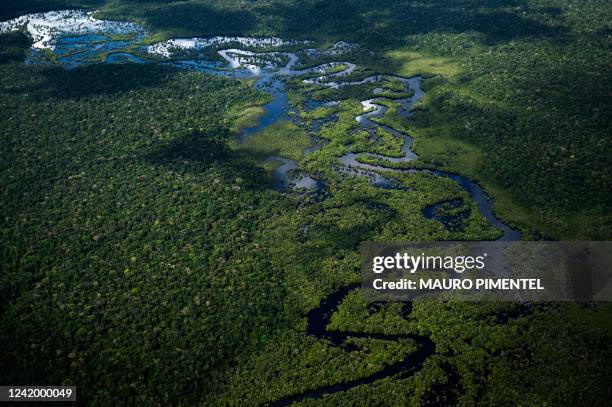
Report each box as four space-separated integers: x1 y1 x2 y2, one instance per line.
1 1 611 405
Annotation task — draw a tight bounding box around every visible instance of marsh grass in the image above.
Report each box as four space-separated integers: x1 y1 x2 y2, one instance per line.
233 120 312 161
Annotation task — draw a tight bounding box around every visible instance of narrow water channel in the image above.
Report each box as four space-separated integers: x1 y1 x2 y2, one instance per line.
1 12 525 403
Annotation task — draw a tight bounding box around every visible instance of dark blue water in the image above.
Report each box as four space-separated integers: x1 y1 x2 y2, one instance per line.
8 13 530 405
269 284 435 406
105 52 145 64
241 78 289 141
16 13 521 238
335 76 522 241
422 198 470 232
433 170 522 240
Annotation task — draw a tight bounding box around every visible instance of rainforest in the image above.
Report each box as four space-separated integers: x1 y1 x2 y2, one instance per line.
0 1 611 405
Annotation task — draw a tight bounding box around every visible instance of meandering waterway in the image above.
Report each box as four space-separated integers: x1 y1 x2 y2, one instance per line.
1 10 524 404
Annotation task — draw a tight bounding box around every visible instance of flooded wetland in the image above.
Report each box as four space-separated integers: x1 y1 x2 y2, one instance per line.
1 4 610 406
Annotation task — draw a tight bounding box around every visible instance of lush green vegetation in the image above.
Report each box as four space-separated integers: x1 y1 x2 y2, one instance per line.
74 0 610 239
1 1 611 405
233 120 312 161
352 127 405 158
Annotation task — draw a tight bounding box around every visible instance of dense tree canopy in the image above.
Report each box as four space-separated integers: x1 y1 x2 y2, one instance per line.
1 1 611 404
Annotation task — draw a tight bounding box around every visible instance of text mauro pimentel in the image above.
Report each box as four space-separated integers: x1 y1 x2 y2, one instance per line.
370 252 544 292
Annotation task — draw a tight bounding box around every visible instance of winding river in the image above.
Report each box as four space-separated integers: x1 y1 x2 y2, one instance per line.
1 10 524 404
270 283 436 406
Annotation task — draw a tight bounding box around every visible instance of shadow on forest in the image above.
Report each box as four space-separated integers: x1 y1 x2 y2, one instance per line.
0 0 102 20
99 0 569 46
102 2 256 36
145 132 271 190
3 1 569 49
146 131 232 165
306 198 398 250
0 32 31 63
260 0 568 46
2 62 183 99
